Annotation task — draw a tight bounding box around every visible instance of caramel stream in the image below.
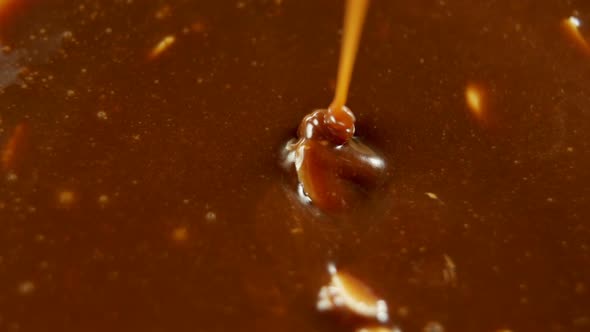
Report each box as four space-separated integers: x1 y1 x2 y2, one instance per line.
330 0 369 116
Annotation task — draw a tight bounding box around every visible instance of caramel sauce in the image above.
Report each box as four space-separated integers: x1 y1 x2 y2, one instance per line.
286 0 385 211
0 1 589 332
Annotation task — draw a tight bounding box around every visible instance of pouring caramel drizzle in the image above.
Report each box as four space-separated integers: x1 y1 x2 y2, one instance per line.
286 0 384 211
330 0 369 114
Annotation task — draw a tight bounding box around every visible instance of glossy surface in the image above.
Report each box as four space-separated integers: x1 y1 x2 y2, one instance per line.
1 1 590 331
286 106 386 211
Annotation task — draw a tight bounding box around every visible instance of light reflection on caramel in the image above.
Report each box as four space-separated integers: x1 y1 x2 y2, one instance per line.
465 83 485 120
17 280 36 295
317 263 389 323
1 123 26 170
562 16 590 55
356 327 401 332
171 226 189 243
154 4 172 20
149 35 175 60
57 190 76 207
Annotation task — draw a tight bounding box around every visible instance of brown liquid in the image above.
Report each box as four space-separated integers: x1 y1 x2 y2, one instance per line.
287 0 385 211
1 1 589 332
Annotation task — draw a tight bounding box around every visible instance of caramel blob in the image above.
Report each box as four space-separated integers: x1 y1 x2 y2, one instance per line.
285 107 385 211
